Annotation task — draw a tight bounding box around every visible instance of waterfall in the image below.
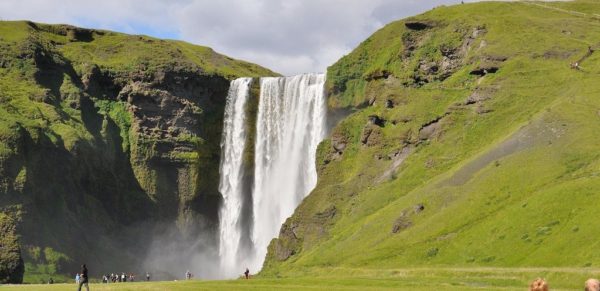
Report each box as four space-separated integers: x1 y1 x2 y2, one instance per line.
218 77 252 277
250 73 327 270
217 73 327 277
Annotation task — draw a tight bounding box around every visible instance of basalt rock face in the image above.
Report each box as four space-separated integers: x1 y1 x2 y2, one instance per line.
0 21 275 281
117 70 230 235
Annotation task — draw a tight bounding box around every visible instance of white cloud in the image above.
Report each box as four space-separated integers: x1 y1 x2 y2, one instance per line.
0 0 476 75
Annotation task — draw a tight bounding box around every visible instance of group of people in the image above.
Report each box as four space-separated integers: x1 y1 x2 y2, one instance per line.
72 263 252 288
99 272 150 283
75 265 152 287
530 278 600 291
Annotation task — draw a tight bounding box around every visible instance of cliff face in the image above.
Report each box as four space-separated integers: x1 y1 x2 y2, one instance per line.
0 21 275 282
0 213 23 283
263 1 600 275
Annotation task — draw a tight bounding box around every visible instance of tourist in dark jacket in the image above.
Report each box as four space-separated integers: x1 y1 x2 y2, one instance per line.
77 264 89 291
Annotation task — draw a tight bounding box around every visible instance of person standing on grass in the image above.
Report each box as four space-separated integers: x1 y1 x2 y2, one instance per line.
77 264 89 291
146 272 151 281
75 273 80 284
244 268 250 279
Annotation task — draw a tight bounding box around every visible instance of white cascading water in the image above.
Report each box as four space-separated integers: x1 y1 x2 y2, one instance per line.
218 77 253 277
217 73 326 278
250 73 327 271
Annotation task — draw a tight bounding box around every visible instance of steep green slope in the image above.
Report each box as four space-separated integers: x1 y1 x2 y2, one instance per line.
264 0 600 276
0 20 275 283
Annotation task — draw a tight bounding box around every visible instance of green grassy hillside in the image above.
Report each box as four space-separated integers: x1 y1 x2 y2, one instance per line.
264 0 600 279
0 20 275 283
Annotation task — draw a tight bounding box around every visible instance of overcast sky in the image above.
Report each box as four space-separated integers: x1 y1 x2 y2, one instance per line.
0 0 481 75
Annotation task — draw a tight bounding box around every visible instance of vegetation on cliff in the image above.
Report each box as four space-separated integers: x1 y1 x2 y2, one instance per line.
0 212 24 283
0 20 275 282
265 0 600 278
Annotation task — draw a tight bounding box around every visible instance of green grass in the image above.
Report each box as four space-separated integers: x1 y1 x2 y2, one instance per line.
3 267 600 290
43 25 277 79
263 0 600 282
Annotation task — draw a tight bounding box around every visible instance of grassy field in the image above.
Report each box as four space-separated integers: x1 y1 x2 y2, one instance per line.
3 267 600 290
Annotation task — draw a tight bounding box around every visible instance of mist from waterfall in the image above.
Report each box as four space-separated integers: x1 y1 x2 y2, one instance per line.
217 73 327 278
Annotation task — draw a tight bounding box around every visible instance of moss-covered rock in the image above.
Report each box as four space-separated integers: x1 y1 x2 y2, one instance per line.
0 213 24 283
